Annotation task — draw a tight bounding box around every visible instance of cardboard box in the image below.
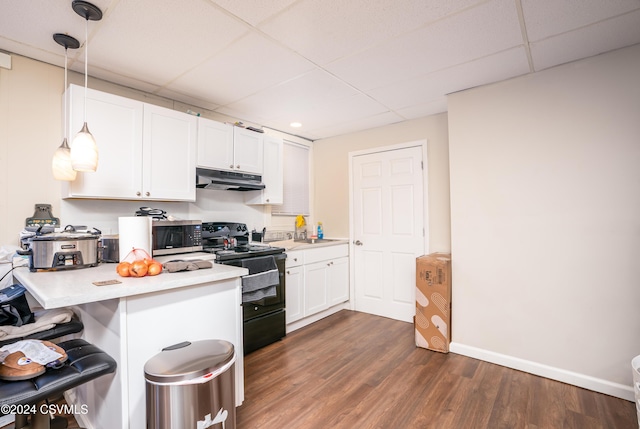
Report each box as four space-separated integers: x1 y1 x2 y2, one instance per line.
415 253 451 353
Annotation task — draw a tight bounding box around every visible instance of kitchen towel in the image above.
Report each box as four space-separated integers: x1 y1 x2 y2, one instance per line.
118 216 153 262
240 256 279 303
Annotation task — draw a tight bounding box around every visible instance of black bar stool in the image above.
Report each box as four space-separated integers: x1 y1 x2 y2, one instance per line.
0 317 117 429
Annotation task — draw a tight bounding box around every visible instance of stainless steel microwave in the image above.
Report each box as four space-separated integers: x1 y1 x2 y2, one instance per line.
151 219 203 256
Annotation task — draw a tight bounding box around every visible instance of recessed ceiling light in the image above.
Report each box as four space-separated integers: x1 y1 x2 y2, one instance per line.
290 122 302 128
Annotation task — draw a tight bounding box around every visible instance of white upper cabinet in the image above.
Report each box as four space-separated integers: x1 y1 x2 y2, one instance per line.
245 134 283 205
197 118 263 175
63 84 196 201
196 119 234 171
142 104 197 201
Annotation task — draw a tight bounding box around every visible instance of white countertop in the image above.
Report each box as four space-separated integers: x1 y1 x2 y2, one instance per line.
13 257 248 309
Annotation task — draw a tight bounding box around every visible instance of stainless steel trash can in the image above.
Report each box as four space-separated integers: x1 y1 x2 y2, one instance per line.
145 340 236 429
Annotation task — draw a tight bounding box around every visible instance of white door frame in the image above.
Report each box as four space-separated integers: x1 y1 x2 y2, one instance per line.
347 139 430 313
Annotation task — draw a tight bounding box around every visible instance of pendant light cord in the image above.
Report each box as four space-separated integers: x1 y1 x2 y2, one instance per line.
64 46 68 141
83 16 88 122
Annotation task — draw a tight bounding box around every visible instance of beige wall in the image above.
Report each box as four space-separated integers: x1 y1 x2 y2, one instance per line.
448 44 640 397
313 114 451 253
0 56 64 247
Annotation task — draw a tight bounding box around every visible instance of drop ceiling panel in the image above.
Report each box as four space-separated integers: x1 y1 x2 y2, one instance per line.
369 47 530 110
395 98 448 120
167 32 316 106
265 93 390 133
522 0 640 41
87 0 249 87
212 0 299 26
218 69 360 121
259 0 487 66
530 9 640 71
2 0 640 141
325 0 523 92
303 111 406 140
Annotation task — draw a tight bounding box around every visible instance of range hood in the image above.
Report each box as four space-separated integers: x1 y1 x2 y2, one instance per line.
196 168 265 191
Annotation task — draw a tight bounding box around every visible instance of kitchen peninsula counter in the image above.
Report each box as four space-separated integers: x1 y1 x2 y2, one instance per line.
12 257 247 429
13 260 247 309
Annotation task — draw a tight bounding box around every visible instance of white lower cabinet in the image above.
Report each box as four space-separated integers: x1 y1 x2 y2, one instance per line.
285 244 349 325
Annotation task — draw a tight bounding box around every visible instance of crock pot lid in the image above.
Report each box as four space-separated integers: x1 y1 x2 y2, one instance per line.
144 340 235 383
31 232 99 241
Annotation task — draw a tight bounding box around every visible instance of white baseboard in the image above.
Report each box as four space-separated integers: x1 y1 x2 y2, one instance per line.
286 302 349 333
449 342 635 402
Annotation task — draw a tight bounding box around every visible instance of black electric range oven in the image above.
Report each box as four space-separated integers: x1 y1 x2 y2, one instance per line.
201 222 286 355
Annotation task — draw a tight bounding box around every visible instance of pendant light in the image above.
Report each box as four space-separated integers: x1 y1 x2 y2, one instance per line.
52 33 80 181
70 0 102 172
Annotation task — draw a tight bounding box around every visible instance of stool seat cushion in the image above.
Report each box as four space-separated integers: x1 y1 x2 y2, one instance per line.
0 338 117 411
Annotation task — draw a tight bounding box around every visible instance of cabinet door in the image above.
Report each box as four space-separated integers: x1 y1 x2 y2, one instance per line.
245 134 283 205
64 85 143 199
197 118 234 170
143 104 197 201
304 261 329 316
285 266 304 323
233 127 263 174
328 257 349 306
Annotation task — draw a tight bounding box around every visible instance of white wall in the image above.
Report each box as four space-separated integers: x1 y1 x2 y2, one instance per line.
313 114 451 253
448 44 640 399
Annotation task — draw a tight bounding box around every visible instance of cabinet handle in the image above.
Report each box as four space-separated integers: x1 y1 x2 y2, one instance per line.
236 165 240 169
287 270 290 274
293 258 297 262
229 164 234 169
136 191 141 196
327 262 331 266
145 192 150 197
254 306 258 311
266 199 270 202
354 240 363 246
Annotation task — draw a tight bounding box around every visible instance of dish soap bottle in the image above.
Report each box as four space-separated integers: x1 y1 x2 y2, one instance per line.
317 222 324 239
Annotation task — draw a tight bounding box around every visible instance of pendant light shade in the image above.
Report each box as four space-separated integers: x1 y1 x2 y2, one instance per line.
52 138 77 180
70 0 102 173
52 33 79 181
71 123 98 171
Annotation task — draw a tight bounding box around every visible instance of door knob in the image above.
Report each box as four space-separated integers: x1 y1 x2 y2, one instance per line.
354 240 363 246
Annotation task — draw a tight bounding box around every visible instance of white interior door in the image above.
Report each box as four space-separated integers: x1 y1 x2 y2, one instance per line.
352 145 424 322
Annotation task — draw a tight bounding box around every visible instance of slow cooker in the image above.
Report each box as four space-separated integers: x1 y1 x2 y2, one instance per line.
21 229 100 272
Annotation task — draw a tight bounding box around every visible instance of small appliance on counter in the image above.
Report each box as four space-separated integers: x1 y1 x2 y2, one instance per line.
99 234 119 263
19 225 101 272
151 219 203 256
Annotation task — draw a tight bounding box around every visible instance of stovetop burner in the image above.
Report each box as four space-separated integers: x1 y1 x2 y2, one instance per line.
200 221 286 261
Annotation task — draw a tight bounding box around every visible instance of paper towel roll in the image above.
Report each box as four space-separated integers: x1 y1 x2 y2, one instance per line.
118 217 153 262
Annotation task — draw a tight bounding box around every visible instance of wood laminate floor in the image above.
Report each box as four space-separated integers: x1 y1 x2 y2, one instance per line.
238 310 637 429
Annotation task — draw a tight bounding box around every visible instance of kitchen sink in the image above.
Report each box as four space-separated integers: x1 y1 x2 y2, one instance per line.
294 238 340 244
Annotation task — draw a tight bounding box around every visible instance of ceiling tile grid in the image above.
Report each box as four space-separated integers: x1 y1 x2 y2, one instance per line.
1 0 639 140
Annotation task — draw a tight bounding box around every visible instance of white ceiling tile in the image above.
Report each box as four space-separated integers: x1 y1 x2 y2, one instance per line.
306 111 405 139
218 69 360 121
395 98 448 120
530 10 640 71
259 0 487 65
265 93 390 132
155 87 221 111
325 0 523 91
211 0 299 26
369 47 530 110
2 0 639 141
87 0 249 86
168 32 316 105
522 0 640 42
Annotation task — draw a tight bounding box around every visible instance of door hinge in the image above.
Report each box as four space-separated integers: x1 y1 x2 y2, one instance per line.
421 161 424 169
